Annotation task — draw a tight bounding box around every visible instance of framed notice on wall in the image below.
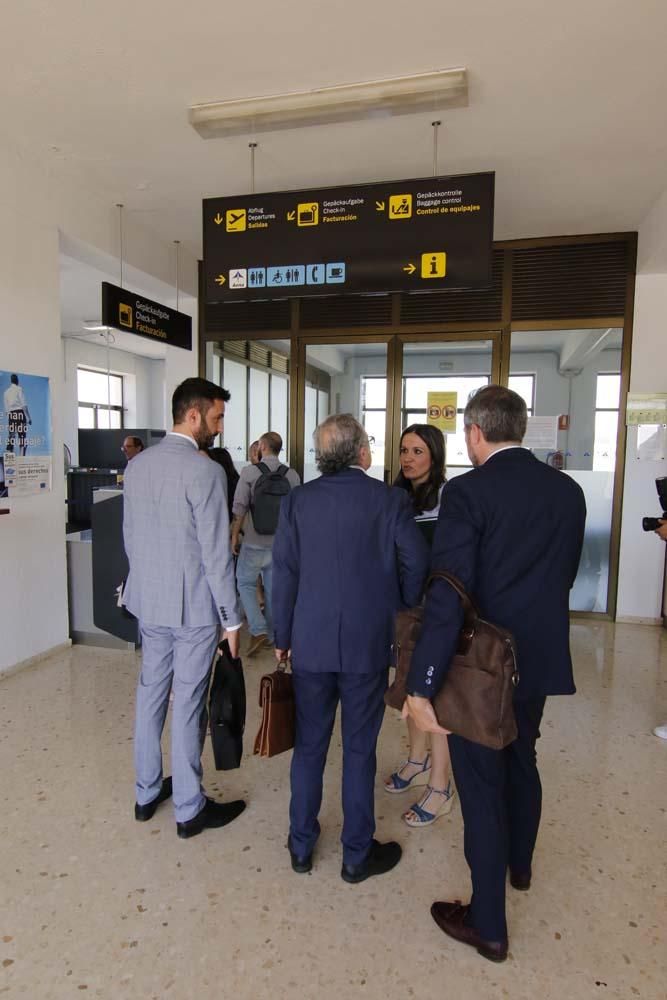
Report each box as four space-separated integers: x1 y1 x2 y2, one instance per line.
0 370 52 498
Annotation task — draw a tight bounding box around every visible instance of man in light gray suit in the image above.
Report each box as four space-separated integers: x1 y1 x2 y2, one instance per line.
123 377 246 839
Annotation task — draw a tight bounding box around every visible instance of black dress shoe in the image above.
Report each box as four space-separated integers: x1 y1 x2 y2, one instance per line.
430 901 508 963
287 835 313 874
341 840 402 884
509 868 531 891
135 777 173 822
176 797 246 839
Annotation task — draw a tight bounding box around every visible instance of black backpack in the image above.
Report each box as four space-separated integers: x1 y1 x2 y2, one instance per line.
251 462 291 535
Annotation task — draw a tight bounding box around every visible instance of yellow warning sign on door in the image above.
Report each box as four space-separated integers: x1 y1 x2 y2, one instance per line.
427 391 458 433
226 209 247 232
421 252 447 278
297 202 319 226
389 194 412 219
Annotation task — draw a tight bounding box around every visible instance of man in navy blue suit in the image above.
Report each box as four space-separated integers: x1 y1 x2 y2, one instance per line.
405 385 586 961
273 414 429 881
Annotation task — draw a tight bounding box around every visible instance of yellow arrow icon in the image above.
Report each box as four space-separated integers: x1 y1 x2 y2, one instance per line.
403 263 416 275
213 213 223 225
376 201 385 212
215 274 226 286
287 210 296 222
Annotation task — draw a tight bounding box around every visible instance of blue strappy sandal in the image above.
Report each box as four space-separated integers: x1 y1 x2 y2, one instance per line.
402 782 456 826
384 754 432 794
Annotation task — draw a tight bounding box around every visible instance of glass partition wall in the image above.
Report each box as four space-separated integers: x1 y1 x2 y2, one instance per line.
217 340 291 473
508 328 623 612
210 323 628 617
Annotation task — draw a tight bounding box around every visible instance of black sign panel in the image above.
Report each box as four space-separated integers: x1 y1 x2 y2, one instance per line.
203 172 494 303
101 282 192 351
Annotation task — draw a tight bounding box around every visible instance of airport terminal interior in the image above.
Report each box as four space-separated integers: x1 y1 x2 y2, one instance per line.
1 2 666 998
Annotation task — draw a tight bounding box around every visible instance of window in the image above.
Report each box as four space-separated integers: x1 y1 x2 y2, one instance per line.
220 349 291 467
360 373 536 467
77 368 124 429
593 373 621 472
508 374 535 416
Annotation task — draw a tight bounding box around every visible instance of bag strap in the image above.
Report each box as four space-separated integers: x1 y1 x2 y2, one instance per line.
426 570 480 626
257 462 271 475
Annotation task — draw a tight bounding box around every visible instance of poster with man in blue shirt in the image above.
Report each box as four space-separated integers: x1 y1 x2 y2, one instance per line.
0 370 51 498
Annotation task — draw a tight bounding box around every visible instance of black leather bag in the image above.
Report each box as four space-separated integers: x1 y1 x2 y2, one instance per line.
208 640 246 770
386 571 520 750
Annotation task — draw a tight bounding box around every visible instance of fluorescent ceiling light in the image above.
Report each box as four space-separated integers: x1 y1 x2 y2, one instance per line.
188 68 467 139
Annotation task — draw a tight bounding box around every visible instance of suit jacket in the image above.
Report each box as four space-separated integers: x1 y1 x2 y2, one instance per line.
122 433 241 628
272 468 430 673
407 448 586 701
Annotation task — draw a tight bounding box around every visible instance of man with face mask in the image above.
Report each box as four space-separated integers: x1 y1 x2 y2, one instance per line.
123 378 245 839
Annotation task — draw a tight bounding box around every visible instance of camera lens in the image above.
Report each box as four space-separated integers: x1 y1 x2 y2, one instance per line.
642 517 660 531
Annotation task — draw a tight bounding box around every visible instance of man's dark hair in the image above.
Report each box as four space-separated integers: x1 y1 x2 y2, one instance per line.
259 431 283 455
128 436 144 451
172 378 230 424
464 385 527 443
10 374 18 385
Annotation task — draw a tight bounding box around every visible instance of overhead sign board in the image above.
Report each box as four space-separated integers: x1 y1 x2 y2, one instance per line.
101 282 192 351
203 171 494 303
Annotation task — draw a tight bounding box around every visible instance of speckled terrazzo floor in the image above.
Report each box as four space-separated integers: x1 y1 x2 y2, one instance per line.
1 621 666 1000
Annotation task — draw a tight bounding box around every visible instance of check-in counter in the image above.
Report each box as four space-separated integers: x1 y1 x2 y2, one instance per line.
66 489 139 648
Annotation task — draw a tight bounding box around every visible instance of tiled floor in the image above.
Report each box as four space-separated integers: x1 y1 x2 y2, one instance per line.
1 622 666 1000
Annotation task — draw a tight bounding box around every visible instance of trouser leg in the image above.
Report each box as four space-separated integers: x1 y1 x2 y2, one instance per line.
236 545 268 636
260 552 274 642
170 625 219 823
289 671 339 858
448 734 508 943
134 624 174 805
339 670 388 867
506 697 547 875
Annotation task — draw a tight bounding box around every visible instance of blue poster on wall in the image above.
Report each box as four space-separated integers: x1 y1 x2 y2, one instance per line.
0 370 52 498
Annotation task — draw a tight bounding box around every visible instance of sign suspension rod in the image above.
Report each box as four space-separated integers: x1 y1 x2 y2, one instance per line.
432 120 441 177
115 203 125 288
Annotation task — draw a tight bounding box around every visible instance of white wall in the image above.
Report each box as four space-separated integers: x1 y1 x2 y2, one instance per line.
617 270 667 621
0 143 197 674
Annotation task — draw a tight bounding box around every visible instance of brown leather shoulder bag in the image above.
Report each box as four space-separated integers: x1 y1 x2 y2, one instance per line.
385 571 519 750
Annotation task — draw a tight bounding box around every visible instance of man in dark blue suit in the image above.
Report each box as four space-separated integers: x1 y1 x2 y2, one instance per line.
405 385 586 961
273 414 429 881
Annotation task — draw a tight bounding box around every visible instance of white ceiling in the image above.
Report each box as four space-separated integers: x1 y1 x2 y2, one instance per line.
4 0 667 268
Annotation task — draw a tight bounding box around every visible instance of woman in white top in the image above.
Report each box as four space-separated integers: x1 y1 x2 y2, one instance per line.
384 424 456 826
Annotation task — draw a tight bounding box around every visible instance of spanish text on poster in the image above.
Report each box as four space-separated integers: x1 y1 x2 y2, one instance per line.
0 370 52 498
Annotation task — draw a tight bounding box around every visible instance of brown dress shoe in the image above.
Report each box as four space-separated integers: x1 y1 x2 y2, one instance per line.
430 901 508 962
247 633 267 657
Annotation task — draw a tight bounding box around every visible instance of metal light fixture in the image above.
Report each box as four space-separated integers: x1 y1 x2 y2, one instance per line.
188 68 468 139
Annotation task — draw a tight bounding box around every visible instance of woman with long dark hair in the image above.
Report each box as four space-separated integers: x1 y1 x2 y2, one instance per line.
384 424 456 826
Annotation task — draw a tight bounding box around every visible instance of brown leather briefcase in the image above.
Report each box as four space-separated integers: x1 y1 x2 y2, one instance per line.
385 571 519 750
253 662 295 758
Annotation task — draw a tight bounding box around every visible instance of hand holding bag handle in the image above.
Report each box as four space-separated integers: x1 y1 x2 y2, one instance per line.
253 658 296 758
387 570 519 750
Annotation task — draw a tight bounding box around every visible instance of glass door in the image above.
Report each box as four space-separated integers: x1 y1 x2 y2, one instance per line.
298 337 391 482
389 334 501 482
508 327 623 613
